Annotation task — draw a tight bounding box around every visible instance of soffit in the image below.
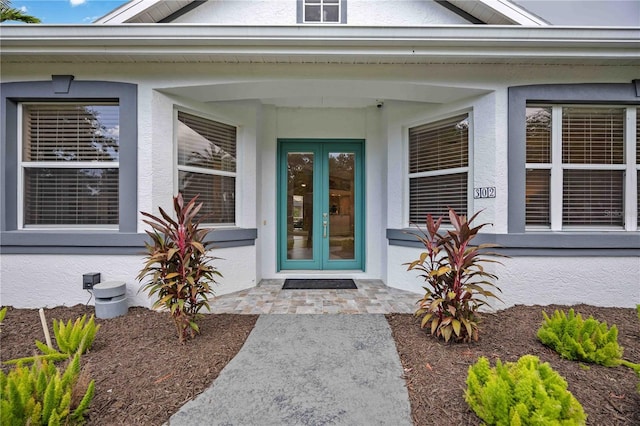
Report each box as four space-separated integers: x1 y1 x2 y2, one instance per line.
448 0 547 25
96 0 194 24
127 0 195 23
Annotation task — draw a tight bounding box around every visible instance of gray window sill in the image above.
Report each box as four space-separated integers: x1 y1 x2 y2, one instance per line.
386 229 640 256
0 228 258 254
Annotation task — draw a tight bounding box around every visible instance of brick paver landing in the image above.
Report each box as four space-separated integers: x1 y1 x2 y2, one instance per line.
208 279 420 314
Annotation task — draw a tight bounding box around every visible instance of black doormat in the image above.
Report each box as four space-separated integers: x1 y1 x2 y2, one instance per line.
282 279 357 290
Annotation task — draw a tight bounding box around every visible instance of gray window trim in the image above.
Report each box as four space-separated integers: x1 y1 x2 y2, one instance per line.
297 0 347 24
386 82 640 256
508 82 639 234
386 228 639 256
2 79 138 234
1 79 258 254
0 228 258 254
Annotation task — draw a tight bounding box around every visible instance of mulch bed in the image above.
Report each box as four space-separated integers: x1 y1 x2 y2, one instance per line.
387 304 640 425
1 303 639 425
0 305 257 426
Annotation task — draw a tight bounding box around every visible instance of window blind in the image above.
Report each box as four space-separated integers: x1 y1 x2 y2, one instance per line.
409 173 467 224
408 114 469 224
177 111 236 173
409 114 468 174
637 108 639 163
562 107 624 227
563 170 623 227
177 111 237 225
525 107 551 163
23 104 119 162
22 103 119 227
525 169 550 226
179 172 235 225
23 169 119 226
562 107 624 165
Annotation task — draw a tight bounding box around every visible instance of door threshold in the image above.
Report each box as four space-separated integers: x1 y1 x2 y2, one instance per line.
275 271 366 279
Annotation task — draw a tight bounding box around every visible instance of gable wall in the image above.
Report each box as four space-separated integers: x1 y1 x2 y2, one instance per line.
171 0 470 25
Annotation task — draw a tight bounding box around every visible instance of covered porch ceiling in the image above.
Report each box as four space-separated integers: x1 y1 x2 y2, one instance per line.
159 79 490 108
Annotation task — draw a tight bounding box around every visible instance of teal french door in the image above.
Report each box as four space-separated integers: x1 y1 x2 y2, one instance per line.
278 139 364 270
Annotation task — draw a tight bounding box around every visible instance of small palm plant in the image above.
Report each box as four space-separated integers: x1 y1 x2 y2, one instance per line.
405 209 504 342
1 0 41 23
138 193 221 343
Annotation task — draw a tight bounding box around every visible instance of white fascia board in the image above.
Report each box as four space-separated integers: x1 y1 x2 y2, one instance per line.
1 25 638 61
478 0 549 26
94 0 162 24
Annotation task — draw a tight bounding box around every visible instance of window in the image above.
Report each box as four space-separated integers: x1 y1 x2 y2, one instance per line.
408 113 469 224
20 103 119 228
302 0 342 23
177 111 236 225
526 105 637 230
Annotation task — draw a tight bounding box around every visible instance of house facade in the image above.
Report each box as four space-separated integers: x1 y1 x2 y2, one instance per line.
1 0 639 309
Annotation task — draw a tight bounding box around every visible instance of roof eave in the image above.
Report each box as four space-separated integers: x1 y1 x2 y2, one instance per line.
1 25 638 63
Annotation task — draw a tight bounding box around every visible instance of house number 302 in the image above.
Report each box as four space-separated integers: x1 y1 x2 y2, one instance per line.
473 187 496 199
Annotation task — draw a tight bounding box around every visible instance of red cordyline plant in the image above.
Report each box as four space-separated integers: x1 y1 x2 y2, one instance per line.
405 208 505 343
137 193 221 343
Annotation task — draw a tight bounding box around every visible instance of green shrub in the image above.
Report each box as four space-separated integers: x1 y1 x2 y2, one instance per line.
405 209 504 342
537 309 623 367
0 354 95 425
138 193 222 343
465 355 586 425
0 306 6 326
51 314 100 356
5 314 100 365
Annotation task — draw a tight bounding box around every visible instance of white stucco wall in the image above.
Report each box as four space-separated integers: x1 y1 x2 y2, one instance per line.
0 246 256 309
1 61 638 308
386 245 640 308
172 0 469 25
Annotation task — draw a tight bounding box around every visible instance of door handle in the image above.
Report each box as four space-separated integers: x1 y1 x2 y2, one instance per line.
323 213 328 238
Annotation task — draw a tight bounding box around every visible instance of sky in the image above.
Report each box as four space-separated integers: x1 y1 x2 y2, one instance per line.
4 0 640 26
7 0 128 24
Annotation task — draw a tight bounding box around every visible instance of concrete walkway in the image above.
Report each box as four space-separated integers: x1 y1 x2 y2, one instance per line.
168 314 413 426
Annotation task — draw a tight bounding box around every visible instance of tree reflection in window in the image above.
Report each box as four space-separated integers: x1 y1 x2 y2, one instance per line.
177 112 237 225
22 103 119 226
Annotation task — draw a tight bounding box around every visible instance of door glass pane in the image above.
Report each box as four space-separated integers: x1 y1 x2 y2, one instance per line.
287 153 314 260
328 152 355 260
